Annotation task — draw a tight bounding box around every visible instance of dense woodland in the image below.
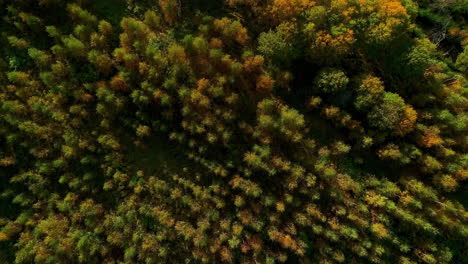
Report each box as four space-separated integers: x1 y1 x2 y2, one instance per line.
0 0 467 263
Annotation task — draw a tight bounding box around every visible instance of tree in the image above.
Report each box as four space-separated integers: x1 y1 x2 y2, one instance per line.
256 75 274 95
354 75 385 110
27 48 50 68
395 105 417 136
455 46 468 73
368 92 406 130
258 27 296 63
213 18 249 44
67 4 97 26
62 36 86 57
159 0 179 25
314 68 349 94
406 38 438 76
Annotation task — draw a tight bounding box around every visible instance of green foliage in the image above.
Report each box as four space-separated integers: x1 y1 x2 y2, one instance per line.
368 92 406 130
354 75 385 110
314 68 349 94
407 38 438 75
455 46 468 73
257 25 299 63
62 36 86 57
0 1 466 264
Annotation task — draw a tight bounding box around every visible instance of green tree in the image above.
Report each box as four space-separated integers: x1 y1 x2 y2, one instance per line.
368 92 406 130
314 68 349 94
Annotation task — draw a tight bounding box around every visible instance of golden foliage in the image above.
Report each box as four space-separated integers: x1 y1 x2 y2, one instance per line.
313 30 355 55
419 127 443 148
110 75 128 92
0 232 9 241
378 0 407 17
360 75 384 96
269 0 315 22
395 106 417 136
371 223 389 238
213 18 249 44
219 247 232 262
256 75 275 94
436 174 458 192
365 191 387 207
0 157 16 166
209 38 224 49
159 0 179 24
243 55 265 72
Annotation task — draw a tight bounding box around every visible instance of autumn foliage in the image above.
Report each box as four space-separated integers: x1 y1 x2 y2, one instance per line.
0 1 467 264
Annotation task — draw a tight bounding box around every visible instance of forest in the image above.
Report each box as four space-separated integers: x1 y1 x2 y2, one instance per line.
0 0 467 263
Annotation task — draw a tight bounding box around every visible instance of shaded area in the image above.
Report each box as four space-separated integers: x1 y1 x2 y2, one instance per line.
448 187 468 208
126 134 193 176
87 0 127 25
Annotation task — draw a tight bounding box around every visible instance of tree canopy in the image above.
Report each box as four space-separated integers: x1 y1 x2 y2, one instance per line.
0 0 467 264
